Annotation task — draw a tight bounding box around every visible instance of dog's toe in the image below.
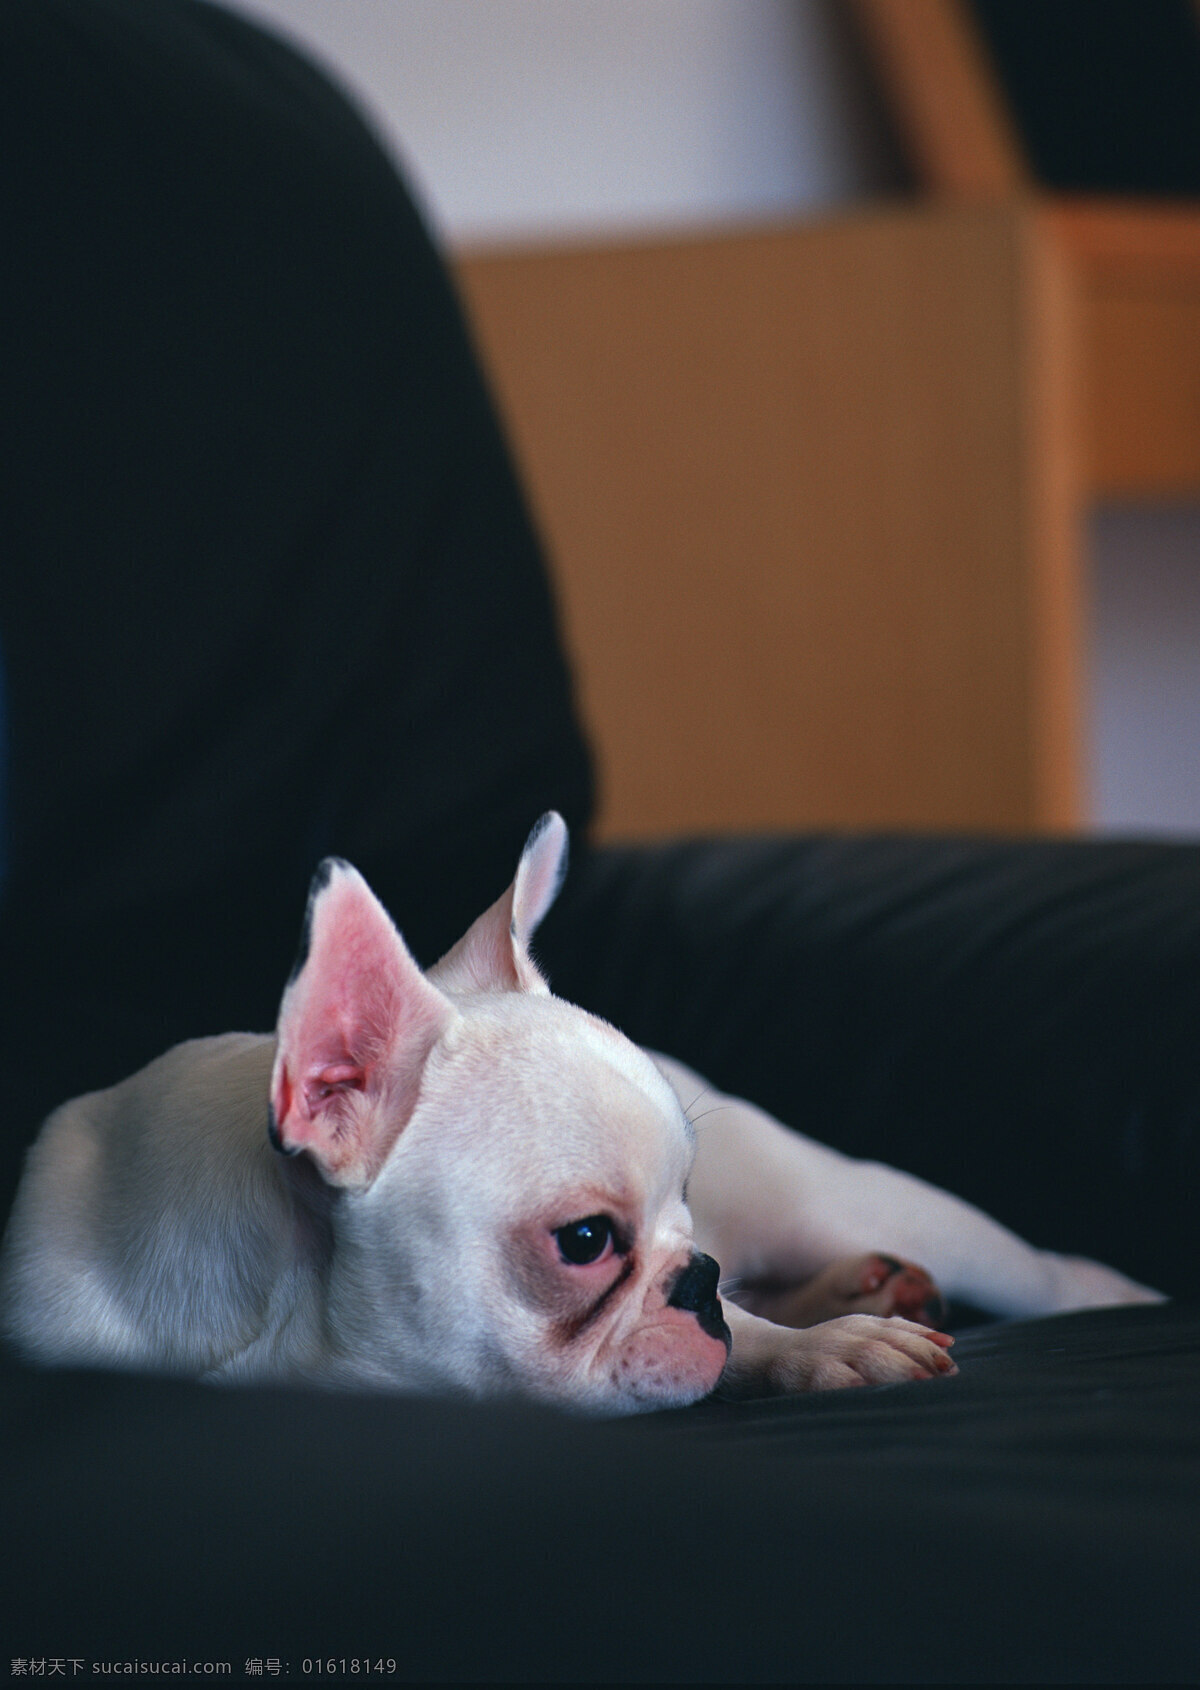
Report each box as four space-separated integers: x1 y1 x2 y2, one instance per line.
873 1256 946 1328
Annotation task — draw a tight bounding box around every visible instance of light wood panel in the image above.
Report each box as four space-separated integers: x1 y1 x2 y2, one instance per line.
847 1 1200 500
848 0 1028 199
456 206 1081 840
1046 204 1200 497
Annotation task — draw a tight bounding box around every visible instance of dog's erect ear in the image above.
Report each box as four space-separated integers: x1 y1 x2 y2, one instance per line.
429 812 568 997
269 859 455 1188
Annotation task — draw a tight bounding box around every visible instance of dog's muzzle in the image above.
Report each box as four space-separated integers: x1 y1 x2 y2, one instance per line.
667 1251 730 1349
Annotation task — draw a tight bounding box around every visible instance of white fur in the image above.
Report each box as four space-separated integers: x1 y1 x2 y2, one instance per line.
662 1053 1161 1391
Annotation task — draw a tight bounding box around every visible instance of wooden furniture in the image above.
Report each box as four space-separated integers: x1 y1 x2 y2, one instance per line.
453 1 1200 842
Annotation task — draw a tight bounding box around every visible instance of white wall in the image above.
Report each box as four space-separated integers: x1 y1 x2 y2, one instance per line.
1090 506 1200 837
221 0 1200 839
221 0 894 245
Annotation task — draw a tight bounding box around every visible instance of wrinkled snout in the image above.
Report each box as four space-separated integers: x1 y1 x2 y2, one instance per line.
666 1251 730 1349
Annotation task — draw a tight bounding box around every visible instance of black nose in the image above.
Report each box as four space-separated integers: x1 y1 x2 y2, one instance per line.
667 1252 730 1347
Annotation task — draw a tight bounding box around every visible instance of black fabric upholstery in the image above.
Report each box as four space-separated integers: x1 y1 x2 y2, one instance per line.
3 3 1200 1681
5 1303 1199 1682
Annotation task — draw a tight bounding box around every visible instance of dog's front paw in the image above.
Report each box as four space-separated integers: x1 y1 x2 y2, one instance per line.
782 1314 957 1390
722 1306 957 1395
742 1253 946 1331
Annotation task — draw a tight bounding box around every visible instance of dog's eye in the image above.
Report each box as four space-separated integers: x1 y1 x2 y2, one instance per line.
555 1215 615 1266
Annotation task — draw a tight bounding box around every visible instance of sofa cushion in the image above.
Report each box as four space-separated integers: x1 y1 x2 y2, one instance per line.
5 1300 1197 1681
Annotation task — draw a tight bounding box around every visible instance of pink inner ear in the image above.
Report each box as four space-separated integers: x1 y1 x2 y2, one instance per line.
270 861 453 1185
305 1062 366 1105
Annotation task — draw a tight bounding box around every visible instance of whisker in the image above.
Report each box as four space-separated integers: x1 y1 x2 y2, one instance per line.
682 1085 709 1119
687 1102 736 1129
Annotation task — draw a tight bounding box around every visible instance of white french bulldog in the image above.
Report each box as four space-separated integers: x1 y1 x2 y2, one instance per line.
0 814 1159 1412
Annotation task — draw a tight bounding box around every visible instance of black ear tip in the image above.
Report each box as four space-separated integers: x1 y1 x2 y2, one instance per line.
310 855 352 897
287 857 356 988
524 811 565 851
523 811 569 896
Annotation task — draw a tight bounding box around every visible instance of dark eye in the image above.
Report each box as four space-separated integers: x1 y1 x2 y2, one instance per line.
555 1214 614 1266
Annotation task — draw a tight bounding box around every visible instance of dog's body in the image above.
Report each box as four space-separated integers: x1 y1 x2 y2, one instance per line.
0 816 1159 1412
671 1052 1160 1340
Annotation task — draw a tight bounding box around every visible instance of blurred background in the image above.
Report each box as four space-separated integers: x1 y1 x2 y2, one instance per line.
222 0 1200 841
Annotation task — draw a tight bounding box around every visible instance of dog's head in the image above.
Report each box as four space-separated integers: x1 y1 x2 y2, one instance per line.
268 814 729 1413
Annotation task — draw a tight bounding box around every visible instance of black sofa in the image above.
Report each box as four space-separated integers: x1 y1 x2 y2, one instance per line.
3 3 1199 1681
